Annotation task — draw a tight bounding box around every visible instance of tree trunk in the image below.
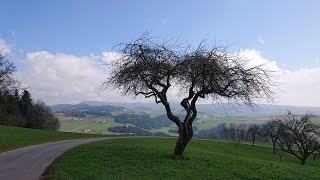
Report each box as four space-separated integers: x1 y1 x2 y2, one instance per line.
174 123 193 156
252 135 255 146
301 158 306 165
314 153 318 160
241 130 244 141
224 130 228 140
272 142 276 154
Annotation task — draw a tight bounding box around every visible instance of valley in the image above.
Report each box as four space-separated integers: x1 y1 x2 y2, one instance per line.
53 101 320 137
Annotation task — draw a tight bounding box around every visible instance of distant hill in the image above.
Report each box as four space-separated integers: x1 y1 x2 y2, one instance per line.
81 101 165 111
77 101 320 116
51 103 125 112
51 103 126 118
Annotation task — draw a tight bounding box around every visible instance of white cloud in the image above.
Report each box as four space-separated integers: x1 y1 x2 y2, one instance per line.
15 51 139 105
276 67 320 107
14 49 320 107
238 49 281 72
238 49 320 107
101 51 121 63
0 38 11 54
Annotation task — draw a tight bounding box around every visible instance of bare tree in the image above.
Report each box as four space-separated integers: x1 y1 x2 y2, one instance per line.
233 138 241 156
276 146 285 162
28 100 61 130
229 123 242 155
278 112 320 165
238 123 248 141
222 123 229 140
313 150 319 161
261 119 281 153
105 34 276 156
228 123 238 141
0 52 19 92
248 124 260 146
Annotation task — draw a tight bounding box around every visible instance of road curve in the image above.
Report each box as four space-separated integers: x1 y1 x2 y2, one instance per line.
0 137 112 180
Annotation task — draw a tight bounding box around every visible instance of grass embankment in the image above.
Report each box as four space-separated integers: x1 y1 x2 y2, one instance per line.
0 125 103 153
45 138 320 179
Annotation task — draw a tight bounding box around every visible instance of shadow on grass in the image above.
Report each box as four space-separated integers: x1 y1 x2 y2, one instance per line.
165 154 192 160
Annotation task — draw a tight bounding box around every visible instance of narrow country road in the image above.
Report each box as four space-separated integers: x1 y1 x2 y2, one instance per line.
0 137 111 180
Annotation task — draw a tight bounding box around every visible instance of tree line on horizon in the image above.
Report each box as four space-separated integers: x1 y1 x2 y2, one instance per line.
194 112 320 165
0 51 60 130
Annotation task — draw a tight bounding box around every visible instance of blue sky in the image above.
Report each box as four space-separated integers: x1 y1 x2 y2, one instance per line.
1 0 320 69
1 0 320 106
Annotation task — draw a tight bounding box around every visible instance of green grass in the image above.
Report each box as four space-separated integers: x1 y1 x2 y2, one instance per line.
56 113 123 134
45 138 320 180
195 115 271 131
0 125 103 153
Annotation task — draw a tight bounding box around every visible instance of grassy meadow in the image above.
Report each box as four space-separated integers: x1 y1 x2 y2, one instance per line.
44 138 320 180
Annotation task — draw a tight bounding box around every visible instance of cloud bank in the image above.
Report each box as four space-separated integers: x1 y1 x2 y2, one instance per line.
15 49 320 107
16 51 138 105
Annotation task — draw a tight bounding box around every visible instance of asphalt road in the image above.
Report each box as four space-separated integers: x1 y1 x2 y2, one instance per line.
0 137 111 180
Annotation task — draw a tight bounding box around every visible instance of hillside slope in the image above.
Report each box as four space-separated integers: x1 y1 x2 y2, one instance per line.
45 138 320 179
0 125 103 153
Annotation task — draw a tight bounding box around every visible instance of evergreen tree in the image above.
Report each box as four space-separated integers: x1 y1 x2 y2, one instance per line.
14 89 20 101
20 90 32 128
0 90 25 126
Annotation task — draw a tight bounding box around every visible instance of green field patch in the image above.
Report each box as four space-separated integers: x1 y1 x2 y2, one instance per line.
56 113 125 134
